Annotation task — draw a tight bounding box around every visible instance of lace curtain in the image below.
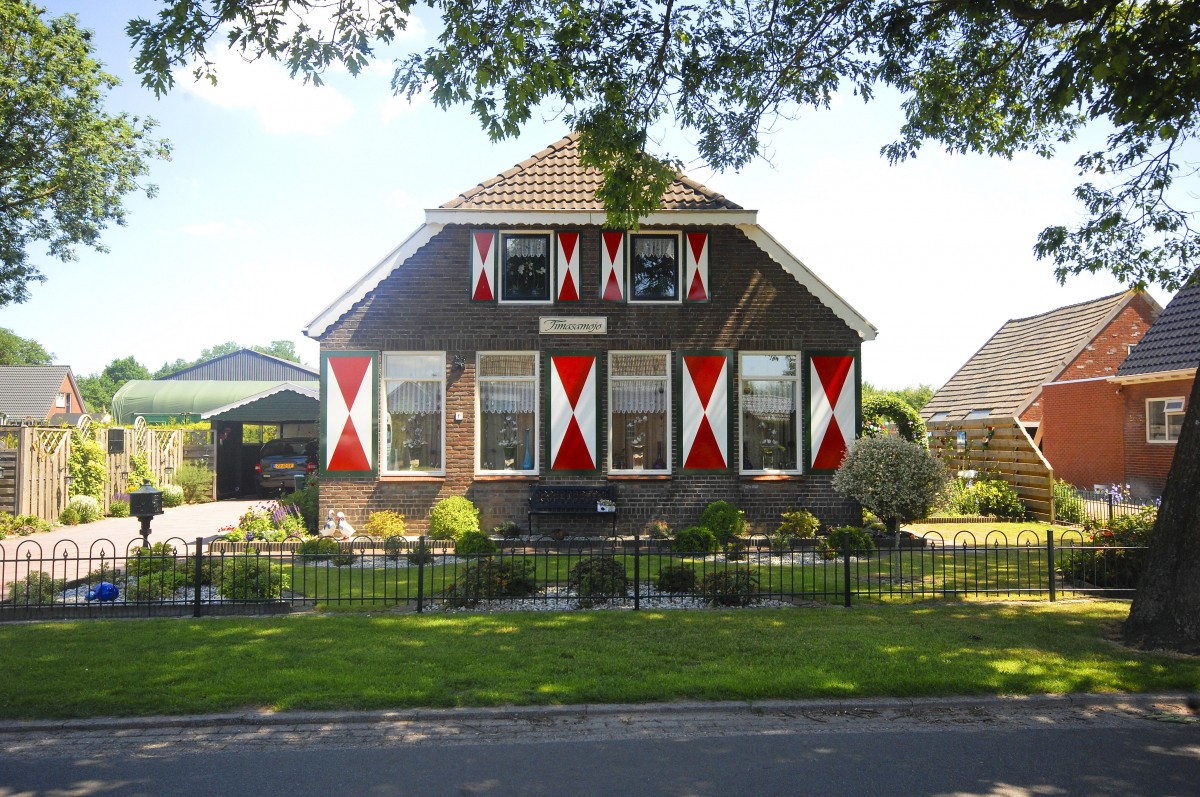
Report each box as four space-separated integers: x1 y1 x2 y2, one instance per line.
612 380 667 413
481 381 537 414
742 381 795 421
386 381 442 416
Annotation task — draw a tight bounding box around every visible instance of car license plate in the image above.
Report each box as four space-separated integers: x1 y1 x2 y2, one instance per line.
274 463 295 470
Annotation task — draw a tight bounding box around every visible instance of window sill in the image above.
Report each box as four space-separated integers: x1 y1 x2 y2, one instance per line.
608 473 672 480
740 473 804 481
474 474 539 481
379 474 445 483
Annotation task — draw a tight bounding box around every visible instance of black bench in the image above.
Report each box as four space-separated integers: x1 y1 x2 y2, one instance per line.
528 485 618 536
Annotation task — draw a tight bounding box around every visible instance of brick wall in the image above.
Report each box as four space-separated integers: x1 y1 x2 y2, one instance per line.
1121 378 1192 495
1021 295 1158 424
318 224 863 534
1040 378 1125 489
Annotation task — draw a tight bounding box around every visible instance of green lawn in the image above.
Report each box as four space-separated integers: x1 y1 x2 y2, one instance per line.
0 601 1194 720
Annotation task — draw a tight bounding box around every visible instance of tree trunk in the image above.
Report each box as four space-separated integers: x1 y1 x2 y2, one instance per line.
1123 371 1200 653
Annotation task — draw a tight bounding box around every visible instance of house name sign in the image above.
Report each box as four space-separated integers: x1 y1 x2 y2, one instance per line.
539 317 607 335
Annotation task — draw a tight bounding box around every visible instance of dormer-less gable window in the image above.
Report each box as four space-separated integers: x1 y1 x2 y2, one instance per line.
500 232 552 303
628 233 681 302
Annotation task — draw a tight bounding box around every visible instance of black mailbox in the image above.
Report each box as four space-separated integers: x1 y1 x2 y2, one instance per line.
129 479 163 547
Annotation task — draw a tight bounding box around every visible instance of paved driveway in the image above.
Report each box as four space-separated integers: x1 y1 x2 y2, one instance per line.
1 499 261 557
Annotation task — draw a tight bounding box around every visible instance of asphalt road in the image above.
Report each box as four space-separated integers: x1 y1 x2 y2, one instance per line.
2 696 1197 796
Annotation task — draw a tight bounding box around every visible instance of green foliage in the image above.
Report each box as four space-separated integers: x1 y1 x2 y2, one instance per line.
66 495 102 523
643 519 671 539
861 394 928 447
672 526 718 554
454 530 498 557
217 555 289 600
161 484 184 508
6 572 64 605
1060 508 1156 590
428 495 480 540
126 453 154 491
363 510 407 539
1053 480 1086 525
278 479 318 533
444 559 538 607
492 521 522 538
0 513 49 536
942 477 1027 520
833 437 948 531
331 550 359 567
863 383 934 413
778 509 820 539
237 507 274 535
821 527 877 559
59 505 80 526
403 541 434 566
0 328 53 365
655 564 697 594
67 430 106 502
79 357 153 414
698 500 746 545
152 340 302 379
297 537 340 561
174 463 214 503
0 3 167 306
699 569 759 607
125 542 178 579
568 556 628 605
108 499 129 518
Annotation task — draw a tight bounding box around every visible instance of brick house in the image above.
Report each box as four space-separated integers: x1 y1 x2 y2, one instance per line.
0 365 87 422
921 291 1160 518
304 134 876 534
1041 283 1198 495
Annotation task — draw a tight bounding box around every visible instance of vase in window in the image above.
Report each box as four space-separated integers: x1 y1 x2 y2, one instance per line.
522 429 533 470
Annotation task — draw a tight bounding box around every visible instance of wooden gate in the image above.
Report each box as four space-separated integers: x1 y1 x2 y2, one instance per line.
928 418 1056 522
13 426 72 521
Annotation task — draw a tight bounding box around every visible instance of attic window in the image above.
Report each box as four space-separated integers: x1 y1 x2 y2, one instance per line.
929 412 950 422
500 233 551 302
628 233 680 302
965 409 992 420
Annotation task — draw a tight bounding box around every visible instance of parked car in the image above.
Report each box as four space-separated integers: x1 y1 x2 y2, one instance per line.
255 438 317 495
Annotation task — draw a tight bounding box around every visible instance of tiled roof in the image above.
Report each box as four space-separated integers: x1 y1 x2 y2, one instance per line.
0 365 71 419
441 133 743 211
1117 284 1200 376
923 292 1133 421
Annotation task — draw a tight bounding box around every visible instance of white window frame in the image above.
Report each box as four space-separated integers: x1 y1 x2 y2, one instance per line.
608 350 672 475
627 231 683 304
738 351 802 475
475 351 539 475
498 230 554 305
1146 396 1186 444
55 393 66 408
381 351 446 476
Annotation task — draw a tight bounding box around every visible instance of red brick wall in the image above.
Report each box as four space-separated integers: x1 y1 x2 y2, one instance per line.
1122 378 1192 495
318 223 863 534
1021 295 1158 424
1040 379 1125 489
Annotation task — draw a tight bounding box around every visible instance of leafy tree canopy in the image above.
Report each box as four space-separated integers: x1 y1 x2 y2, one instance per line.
78 355 151 413
130 0 1199 287
1 1 170 306
863 382 934 412
153 340 303 378
0 327 52 365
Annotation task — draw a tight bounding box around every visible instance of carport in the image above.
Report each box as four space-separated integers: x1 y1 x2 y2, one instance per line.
112 380 319 498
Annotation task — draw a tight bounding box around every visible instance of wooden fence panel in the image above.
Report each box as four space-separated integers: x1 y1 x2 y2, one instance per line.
0 437 17 515
17 427 71 521
928 418 1056 522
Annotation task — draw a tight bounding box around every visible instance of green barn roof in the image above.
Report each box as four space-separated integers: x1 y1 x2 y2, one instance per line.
111 380 318 424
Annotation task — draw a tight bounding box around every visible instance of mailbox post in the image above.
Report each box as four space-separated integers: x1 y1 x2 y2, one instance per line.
129 479 163 547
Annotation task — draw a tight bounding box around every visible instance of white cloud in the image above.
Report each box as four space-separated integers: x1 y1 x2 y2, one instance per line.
175 46 355 135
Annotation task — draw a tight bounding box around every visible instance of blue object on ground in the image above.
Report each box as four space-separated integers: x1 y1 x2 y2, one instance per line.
85 582 119 602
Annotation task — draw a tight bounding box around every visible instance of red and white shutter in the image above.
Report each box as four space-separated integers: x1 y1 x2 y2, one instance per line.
548 354 598 471
322 351 378 475
684 232 710 301
556 231 581 302
809 354 857 470
470 230 496 301
600 231 625 301
681 353 728 469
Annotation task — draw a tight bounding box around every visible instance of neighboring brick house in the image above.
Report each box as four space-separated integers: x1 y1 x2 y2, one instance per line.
305 134 877 533
921 291 1160 519
0 365 87 422
1042 284 1198 495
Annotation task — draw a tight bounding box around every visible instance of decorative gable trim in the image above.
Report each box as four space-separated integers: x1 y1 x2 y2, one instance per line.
737 224 877 341
305 223 444 339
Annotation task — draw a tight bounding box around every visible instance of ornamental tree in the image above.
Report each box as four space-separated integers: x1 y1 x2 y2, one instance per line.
1 1 169 306
128 0 1200 650
832 436 948 535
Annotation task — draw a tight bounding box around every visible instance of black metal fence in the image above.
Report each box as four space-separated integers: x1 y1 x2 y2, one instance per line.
1061 487 1159 527
0 530 1145 620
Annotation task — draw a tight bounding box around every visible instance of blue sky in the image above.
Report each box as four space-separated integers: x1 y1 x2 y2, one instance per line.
2 0 1172 390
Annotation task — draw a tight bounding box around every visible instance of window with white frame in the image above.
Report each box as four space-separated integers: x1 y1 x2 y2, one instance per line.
739 353 800 472
500 232 552 302
609 351 670 472
477 352 538 473
383 353 444 473
628 233 680 302
1147 397 1185 443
